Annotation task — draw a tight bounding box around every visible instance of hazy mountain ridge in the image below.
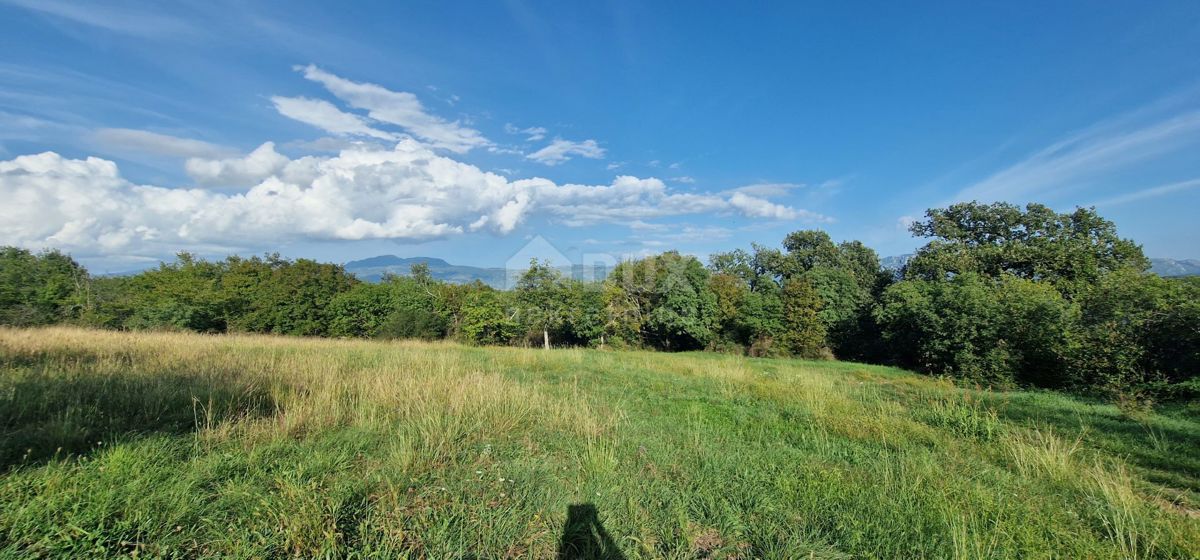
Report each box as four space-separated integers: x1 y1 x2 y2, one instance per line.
343 255 609 288
347 255 1198 285
343 256 508 286
880 254 1199 277
1149 258 1200 277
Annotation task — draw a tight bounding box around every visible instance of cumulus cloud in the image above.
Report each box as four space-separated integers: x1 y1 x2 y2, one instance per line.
728 192 831 222
297 65 488 153
90 128 236 159
1 140 822 258
185 142 296 187
527 138 605 165
271 96 397 140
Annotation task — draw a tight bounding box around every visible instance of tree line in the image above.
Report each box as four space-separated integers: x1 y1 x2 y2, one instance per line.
2 202 1196 402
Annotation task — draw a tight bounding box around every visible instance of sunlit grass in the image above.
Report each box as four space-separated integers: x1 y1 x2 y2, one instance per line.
1 327 1197 558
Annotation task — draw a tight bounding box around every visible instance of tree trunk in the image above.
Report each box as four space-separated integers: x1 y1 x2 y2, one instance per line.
543 329 550 350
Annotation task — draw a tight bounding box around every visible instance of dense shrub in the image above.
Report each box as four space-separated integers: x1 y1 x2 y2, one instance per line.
0 247 90 326
327 283 394 338
875 273 1075 387
1068 268 1199 398
377 307 448 341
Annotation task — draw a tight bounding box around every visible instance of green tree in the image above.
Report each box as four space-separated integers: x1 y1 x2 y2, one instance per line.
609 252 717 351
734 282 786 356
459 287 519 345
779 276 827 359
905 202 1148 294
375 273 446 340
708 271 749 345
562 280 607 347
874 273 1076 387
327 283 394 338
1069 268 1199 397
226 256 357 336
0 247 91 326
125 253 228 332
515 259 569 349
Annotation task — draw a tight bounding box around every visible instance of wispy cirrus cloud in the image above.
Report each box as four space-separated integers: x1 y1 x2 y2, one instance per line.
728 182 804 198
271 96 398 141
953 108 1200 203
0 0 196 38
296 65 489 153
1090 177 1200 208
90 128 236 160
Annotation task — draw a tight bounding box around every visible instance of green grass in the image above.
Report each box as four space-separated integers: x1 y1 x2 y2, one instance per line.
1 327 1197 559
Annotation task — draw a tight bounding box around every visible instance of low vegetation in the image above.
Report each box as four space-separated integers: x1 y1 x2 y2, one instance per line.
2 327 1198 558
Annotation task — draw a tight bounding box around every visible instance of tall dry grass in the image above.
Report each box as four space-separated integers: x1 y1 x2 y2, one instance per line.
1 327 1197 558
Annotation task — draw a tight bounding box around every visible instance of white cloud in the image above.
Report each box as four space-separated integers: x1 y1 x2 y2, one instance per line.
954 110 1200 203
1 0 195 38
271 96 397 140
728 192 795 219
185 142 298 187
729 182 803 197
651 225 733 244
297 65 488 153
285 136 383 153
504 123 547 141
728 192 831 222
670 176 696 184
90 128 236 159
1090 177 1200 207
522 127 547 141
527 138 605 165
1 140 824 258
628 220 668 231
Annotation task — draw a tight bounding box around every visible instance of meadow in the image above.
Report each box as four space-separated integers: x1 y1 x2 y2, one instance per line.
1 327 1197 559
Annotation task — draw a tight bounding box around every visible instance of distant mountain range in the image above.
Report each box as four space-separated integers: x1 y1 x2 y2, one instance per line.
342 255 609 288
347 254 1199 286
1149 258 1200 277
879 254 1200 278
344 256 508 285
879 254 912 272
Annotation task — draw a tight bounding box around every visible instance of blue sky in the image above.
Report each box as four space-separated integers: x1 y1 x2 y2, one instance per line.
1 1 1198 272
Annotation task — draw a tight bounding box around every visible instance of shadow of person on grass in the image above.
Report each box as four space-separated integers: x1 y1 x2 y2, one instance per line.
557 503 627 560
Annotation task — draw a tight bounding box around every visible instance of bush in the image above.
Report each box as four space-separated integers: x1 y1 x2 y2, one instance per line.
0 247 90 326
458 289 519 345
376 307 448 340
1067 268 1198 398
875 274 1069 387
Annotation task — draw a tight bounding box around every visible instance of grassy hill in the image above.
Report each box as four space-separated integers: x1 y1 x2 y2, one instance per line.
1 328 1197 558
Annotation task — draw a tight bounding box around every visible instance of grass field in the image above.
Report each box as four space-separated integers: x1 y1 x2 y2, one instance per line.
1 327 1198 558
